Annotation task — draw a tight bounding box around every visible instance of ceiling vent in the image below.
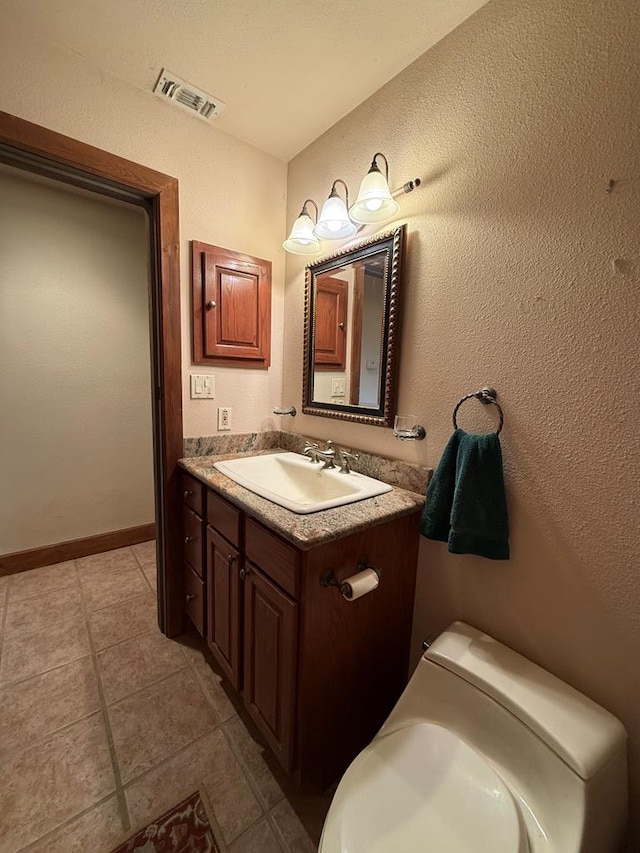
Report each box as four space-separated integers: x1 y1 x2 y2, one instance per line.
153 69 226 122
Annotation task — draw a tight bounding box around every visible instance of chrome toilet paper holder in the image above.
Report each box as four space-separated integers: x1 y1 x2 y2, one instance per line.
320 559 382 599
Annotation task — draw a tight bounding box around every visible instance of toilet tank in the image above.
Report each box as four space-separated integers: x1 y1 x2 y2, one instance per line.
379 622 627 853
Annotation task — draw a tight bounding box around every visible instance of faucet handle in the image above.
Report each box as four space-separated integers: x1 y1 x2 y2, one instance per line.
339 449 359 474
303 442 319 462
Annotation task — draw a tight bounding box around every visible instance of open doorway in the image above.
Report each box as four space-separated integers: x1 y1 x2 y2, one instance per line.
0 164 155 558
0 111 183 636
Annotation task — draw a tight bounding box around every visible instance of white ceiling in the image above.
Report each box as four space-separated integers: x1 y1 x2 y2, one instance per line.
6 0 489 161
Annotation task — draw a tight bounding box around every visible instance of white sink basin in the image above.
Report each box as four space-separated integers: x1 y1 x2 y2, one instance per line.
213 451 392 514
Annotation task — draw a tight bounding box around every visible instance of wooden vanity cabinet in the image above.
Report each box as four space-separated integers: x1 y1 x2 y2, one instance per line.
243 562 298 771
180 473 206 637
206 527 242 690
197 483 421 789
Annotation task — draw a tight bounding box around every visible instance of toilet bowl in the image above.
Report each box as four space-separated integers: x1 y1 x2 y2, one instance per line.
319 622 627 853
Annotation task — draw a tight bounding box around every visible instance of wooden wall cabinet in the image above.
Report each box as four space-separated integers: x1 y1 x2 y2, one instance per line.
192 241 271 368
186 480 420 788
313 274 347 371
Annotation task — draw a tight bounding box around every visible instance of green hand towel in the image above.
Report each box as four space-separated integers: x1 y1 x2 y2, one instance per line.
421 428 510 560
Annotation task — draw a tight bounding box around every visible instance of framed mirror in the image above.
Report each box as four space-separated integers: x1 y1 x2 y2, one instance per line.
302 224 405 427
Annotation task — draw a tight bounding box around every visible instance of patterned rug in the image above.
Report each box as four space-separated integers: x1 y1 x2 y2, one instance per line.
112 791 220 853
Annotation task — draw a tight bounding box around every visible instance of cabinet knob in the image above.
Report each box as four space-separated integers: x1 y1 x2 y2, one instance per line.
184 535 194 544
227 553 238 569
206 300 217 310
183 489 193 499
186 593 196 603
239 566 248 580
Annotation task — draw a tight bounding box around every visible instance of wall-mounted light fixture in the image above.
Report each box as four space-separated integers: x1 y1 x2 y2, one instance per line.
283 153 420 255
350 153 399 223
282 199 320 255
314 179 357 240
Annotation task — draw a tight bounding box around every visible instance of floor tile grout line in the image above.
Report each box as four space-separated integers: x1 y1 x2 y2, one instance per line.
93 622 159 654
89 589 155 617
0 654 88 689
197 786 231 853
176 645 282 846
0 650 92 690
227 811 287 853
138 562 157 595
130 541 157 588
16 791 122 853
5 578 80 606
0 707 104 762
103 661 191 709
2 607 86 645
220 718 286 816
77 560 131 834
119 726 219 791
266 808 294 853
3 603 86 644
2 579 82 609
179 645 227 727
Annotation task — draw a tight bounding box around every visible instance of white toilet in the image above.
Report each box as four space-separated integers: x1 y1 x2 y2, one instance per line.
320 622 627 853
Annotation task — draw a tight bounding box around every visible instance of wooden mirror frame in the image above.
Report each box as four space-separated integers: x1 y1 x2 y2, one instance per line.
302 224 405 427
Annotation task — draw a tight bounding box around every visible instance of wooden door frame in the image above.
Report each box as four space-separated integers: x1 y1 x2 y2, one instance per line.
0 110 184 636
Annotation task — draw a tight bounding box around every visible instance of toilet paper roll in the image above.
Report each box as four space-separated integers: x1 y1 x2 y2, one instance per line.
340 568 379 601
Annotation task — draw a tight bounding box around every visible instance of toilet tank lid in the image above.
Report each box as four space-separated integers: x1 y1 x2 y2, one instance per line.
425 622 627 781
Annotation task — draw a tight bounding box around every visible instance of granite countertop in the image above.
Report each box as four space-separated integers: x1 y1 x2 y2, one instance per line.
179 450 425 550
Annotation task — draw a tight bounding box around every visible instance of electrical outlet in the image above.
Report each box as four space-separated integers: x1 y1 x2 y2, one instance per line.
218 406 231 430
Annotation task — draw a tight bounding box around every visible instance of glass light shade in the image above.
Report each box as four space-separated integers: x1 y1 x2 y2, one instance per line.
313 193 357 240
282 212 321 254
349 169 399 224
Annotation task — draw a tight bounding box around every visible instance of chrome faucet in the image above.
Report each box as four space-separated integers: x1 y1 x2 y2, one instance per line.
303 441 319 463
338 449 359 474
315 440 337 469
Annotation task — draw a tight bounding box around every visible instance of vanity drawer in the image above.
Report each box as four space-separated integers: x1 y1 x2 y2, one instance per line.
183 505 204 578
207 491 241 547
245 518 300 598
184 562 205 636
181 472 204 517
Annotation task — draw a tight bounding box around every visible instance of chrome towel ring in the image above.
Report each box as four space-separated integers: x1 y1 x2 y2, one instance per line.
453 387 504 435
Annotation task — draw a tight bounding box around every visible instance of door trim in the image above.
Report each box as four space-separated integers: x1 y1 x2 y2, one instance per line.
0 110 184 636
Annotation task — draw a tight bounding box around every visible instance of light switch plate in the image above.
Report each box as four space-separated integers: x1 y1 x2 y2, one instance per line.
190 373 215 399
331 378 346 397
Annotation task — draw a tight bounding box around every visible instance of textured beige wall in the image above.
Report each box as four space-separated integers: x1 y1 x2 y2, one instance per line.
0 14 287 439
0 168 153 552
285 0 640 846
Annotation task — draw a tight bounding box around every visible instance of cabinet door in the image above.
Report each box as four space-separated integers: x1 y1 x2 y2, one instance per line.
243 563 298 771
206 527 242 690
314 275 347 370
184 562 205 637
192 241 271 368
182 504 203 578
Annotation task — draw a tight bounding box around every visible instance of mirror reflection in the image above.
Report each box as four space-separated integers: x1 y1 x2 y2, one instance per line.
302 225 405 427
313 252 386 408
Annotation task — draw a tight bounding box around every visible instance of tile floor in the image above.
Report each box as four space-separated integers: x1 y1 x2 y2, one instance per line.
0 542 331 852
